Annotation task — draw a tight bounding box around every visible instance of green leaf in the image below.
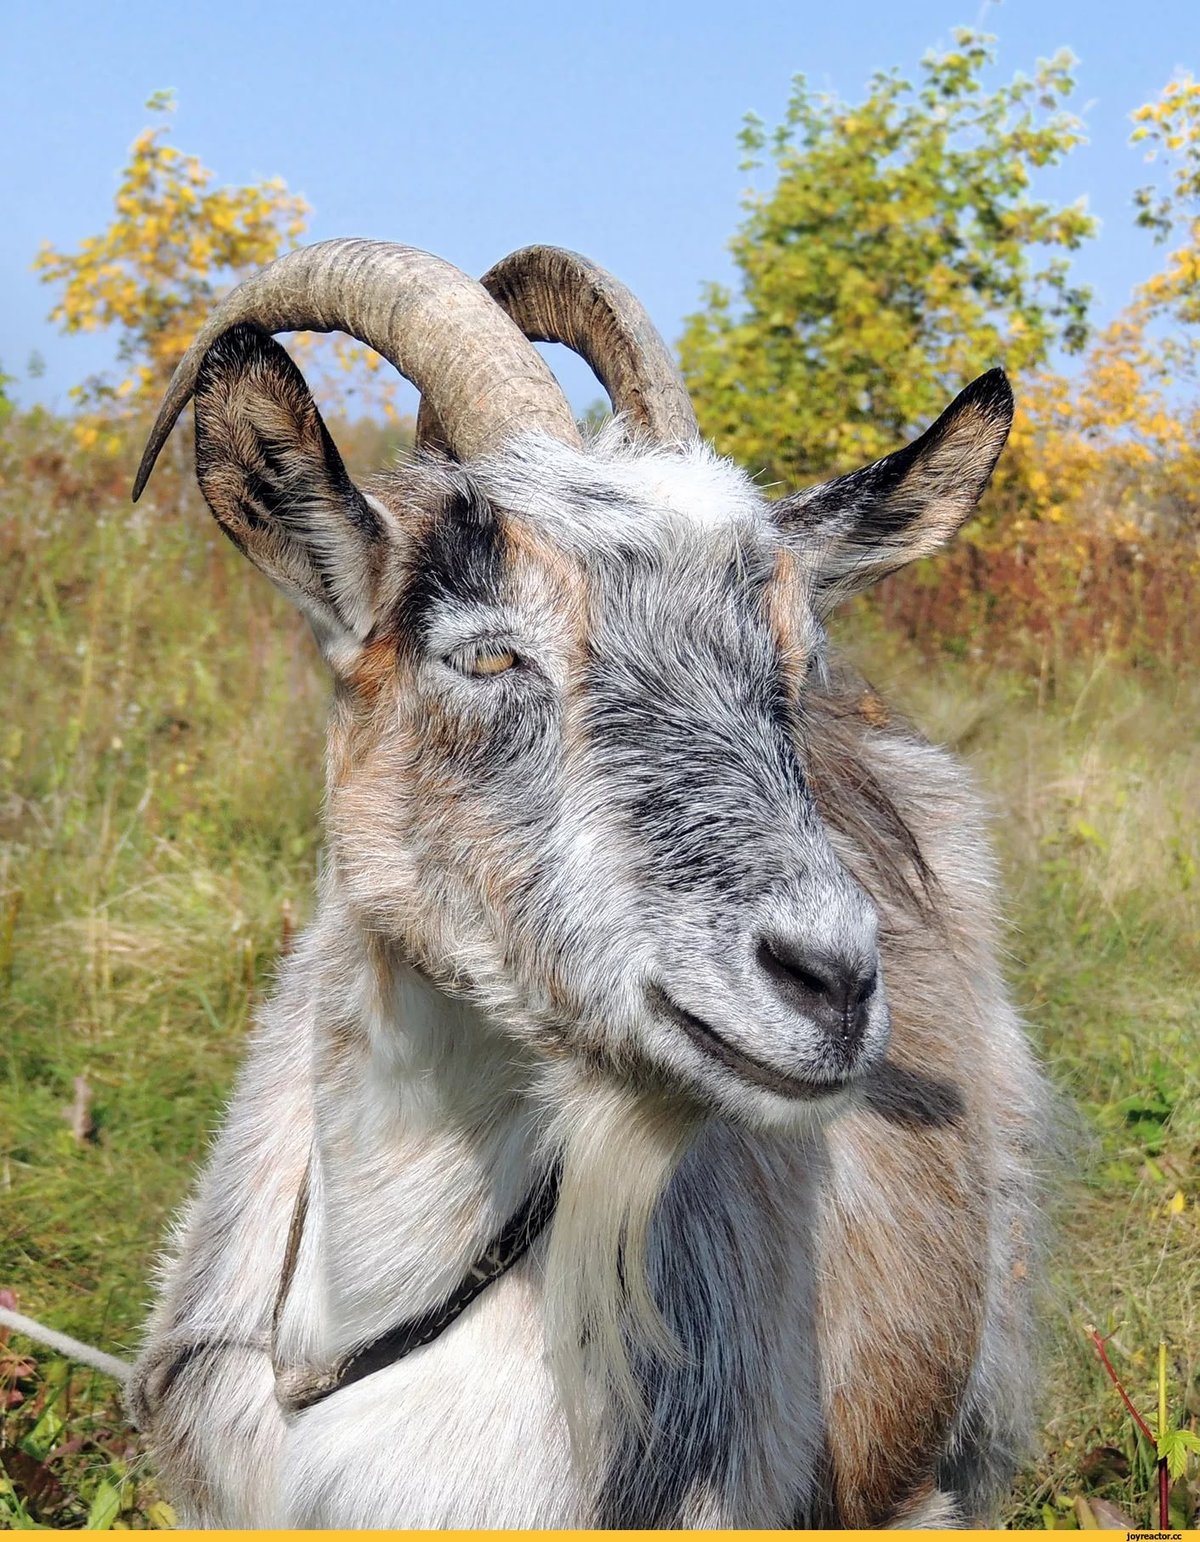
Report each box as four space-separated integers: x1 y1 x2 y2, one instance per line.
1158 1428 1200 1481
19 1406 63 1461
1071 819 1107 850
86 1480 122 1531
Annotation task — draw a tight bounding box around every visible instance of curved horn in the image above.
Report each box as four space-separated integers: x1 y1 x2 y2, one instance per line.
132 238 581 499
417 246 698 451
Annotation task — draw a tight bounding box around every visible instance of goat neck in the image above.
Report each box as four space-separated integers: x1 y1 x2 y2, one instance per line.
280 888 546 1363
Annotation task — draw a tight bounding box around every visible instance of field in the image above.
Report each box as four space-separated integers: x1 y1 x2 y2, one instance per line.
1 418 1197 1528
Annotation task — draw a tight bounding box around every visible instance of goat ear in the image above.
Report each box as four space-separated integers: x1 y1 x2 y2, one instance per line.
193 324 386 664
774 369 1013 612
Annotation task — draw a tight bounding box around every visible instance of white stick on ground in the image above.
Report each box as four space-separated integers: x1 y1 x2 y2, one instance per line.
0 1305 130 1382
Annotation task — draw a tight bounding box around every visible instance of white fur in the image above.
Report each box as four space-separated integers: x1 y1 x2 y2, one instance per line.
128 418 1046 1529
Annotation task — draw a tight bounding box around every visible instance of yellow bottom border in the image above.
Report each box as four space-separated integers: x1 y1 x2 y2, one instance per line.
47 1530 1200 1539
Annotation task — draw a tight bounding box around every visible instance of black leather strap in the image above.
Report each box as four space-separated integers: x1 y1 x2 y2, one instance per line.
275 1164 561 1413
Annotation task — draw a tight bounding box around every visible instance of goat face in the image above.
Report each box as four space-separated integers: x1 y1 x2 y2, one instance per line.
190 323 1012 1132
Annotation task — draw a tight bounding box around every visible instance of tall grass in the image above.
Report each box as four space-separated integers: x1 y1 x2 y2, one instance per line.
1 415 324 1525
1 412 1196 1527
872 522 1200 673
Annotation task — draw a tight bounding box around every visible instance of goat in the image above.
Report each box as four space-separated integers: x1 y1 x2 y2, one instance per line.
121 239 1048 1528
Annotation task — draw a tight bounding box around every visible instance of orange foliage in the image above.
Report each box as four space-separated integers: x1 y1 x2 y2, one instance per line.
893 70 1200 670
999 313 1200 543
35 92 397 437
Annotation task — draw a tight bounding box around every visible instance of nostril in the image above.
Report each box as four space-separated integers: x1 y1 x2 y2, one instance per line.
755 936 878 1054
757 938 838 1003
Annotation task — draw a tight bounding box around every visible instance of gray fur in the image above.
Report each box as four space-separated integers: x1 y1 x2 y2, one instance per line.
128 333 1046 1528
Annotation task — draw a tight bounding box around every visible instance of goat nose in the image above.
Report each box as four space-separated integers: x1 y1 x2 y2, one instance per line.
755 936 878 1060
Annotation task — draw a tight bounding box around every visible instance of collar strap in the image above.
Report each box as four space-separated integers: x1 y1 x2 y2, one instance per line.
274 1163 561 1414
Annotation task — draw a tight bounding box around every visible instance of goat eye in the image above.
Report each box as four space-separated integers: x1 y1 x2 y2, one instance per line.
453 646 518 678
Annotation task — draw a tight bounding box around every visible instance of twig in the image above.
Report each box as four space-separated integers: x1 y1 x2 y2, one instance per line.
1157 1340 1170 1531
1085 1324 1169 1529
62 1075 95 1144
0 1305 129 1382
1085 1324 1155 1443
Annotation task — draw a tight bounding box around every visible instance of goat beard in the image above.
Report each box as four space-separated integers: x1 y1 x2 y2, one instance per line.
536 1070 701 1471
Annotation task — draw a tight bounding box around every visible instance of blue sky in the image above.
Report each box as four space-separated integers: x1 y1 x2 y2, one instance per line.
3 0 1196 415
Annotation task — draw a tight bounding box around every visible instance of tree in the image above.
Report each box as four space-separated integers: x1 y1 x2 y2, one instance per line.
36 92 309 411
35 92 394 428
680 31 1096 483
1131 74 1200 375
997 74 1200 539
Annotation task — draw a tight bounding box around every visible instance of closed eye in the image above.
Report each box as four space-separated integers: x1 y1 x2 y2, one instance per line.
446 644 519 678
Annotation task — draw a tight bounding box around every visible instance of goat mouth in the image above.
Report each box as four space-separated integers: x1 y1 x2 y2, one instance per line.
646 984 846 1102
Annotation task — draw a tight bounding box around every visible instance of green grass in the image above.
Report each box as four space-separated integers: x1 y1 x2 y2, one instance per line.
1 418 1197 1527
0 419 325 1526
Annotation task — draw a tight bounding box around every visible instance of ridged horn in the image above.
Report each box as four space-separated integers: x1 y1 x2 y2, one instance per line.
132 238 581 500
417 245 698 451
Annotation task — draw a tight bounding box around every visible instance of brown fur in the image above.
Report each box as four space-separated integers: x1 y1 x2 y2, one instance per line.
130 333 1038 1527
806 679 1023 1524
764 547 812 693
